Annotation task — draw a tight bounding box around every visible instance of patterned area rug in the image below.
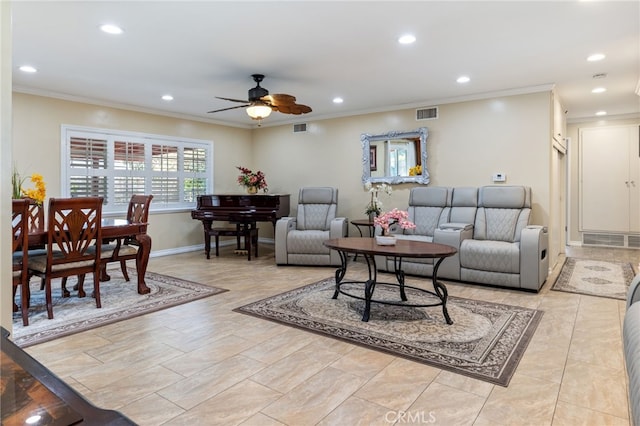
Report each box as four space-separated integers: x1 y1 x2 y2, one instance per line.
551 258 636 300
12 269 227 347
235 278 543 387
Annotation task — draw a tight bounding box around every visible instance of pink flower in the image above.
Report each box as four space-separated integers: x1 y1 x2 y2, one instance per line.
374 208 416 235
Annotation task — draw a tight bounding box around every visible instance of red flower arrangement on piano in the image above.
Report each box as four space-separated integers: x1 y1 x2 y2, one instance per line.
236 166 268 193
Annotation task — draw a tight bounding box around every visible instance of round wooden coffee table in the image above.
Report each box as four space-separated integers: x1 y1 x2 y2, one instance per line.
323 237 457 323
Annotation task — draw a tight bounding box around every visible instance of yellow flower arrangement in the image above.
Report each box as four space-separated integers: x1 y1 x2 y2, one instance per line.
409 164 422 176
12 169 47 205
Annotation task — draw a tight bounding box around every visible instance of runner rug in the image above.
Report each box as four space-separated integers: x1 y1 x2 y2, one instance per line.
12 269 227 348
551 257 636 300
235 278 543 387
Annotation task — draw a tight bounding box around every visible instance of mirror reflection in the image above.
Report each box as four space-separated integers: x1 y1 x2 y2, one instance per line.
361 128 429 185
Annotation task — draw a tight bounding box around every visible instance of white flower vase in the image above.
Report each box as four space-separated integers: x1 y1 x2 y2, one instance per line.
375 235 397 245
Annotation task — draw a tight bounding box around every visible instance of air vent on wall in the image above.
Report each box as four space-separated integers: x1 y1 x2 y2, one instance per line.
629 235 640 249
583 233 625 247
293 123 307 133
416 106 438 121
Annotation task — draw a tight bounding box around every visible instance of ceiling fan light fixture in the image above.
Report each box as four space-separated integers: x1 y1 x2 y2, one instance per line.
246 104 272 120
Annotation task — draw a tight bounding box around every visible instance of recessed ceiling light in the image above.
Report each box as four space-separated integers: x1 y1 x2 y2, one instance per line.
587 53 605 62
398 34 416 45
591 87 607 93
161 94 174 101
332 97 344 104
100 24 123 35
456 76 470 84
595 111 607 116
19 65 37 73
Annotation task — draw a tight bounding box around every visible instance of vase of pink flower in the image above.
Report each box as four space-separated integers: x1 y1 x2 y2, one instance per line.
373 208 416 245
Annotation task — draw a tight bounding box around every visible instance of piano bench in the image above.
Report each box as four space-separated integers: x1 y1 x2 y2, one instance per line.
206 227 259 260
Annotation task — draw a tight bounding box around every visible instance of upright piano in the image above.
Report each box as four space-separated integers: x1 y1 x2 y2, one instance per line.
191 194 291 257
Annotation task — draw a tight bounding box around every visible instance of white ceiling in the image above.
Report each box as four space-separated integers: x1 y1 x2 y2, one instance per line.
11 1 640 128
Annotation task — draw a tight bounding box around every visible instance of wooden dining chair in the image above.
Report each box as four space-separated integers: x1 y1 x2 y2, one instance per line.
28 197 104 319
12 199 30 326
26 199 45 241
102 194 153 281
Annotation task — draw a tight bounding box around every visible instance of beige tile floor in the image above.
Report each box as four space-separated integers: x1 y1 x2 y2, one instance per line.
23 244 640 425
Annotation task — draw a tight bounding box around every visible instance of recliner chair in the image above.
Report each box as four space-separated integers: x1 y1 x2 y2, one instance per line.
457 186 548 290
275 187 348 266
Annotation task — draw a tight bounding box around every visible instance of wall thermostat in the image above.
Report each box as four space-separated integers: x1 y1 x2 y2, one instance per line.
492 172 506 182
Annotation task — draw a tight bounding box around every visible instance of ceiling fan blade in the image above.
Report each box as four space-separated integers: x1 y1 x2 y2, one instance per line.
271 103 312 115
263 94 312 114
263 94 297 106
215 96 250 103
207 104 249 113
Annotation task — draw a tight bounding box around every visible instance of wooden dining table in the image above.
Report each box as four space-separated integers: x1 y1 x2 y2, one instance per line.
28 218 152 295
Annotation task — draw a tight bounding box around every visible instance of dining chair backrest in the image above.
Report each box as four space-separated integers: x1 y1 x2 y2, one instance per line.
12 199 31 326
45 197 103 274
26 199 45 234
127 194 153 223
12 199 30 254
122 194 153 246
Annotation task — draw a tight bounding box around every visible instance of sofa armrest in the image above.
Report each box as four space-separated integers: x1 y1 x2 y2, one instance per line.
275 217 296 265
329 217 349 265
627 274 640 310
433 224 474 280
329 217 349 238
624 300 640 426
519 225 549 291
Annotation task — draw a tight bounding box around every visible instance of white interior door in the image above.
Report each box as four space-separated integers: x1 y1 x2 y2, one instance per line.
629 126 640 232
579 127 630 232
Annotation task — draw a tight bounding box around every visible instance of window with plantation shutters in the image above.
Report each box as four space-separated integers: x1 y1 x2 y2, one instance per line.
62 125 212 214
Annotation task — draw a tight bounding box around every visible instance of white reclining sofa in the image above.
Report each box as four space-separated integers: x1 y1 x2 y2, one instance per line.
375 185 549 291
624 273 640 426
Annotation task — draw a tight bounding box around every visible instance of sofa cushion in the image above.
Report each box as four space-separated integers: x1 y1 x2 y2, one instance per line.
404 187 450 237
449 187 478 224
287 230 331 254
459 239 520 273
296 187 338 231
479 185 529 208
474 186 531 242
475 208 521 242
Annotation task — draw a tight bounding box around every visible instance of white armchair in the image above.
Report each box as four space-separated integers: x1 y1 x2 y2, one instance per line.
275 187 348 266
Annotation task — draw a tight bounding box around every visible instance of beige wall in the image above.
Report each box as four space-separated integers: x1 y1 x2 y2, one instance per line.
253 91 552 230
11 90 554 247
566 116 640 243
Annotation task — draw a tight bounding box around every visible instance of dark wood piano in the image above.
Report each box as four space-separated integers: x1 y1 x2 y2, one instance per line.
191 194 290 258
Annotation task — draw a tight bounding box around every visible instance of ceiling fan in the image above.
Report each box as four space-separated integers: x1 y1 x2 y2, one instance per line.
208 74 312 123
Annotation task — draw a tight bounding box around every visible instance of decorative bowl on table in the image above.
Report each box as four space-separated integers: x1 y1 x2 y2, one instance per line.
375 235 397 245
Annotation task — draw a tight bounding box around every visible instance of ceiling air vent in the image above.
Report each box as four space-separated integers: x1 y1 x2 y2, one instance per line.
293 123 307 133
416 106 438 121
